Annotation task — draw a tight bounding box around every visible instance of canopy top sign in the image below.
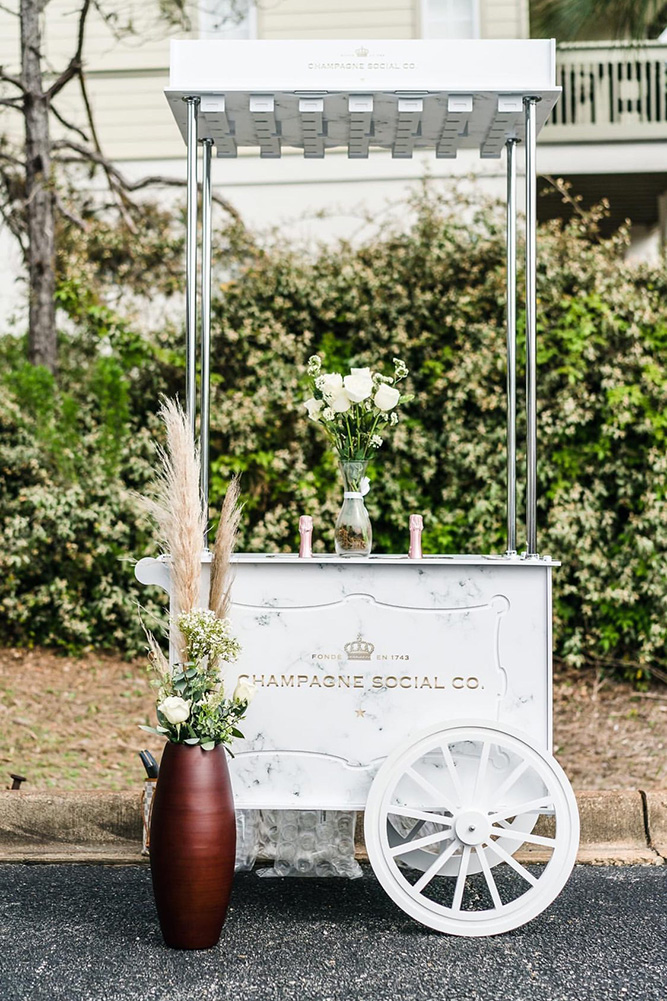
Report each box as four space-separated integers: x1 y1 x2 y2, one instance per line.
165 39 559 159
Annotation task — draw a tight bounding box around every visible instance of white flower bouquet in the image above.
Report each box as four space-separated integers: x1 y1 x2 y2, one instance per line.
303 355 410 462
302 356 411 555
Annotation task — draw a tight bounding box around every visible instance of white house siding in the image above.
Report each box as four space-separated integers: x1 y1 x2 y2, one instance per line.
479 0 529 39
258 0 417 41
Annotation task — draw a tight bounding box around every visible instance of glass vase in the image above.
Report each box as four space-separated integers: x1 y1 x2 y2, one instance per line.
335 460 372 557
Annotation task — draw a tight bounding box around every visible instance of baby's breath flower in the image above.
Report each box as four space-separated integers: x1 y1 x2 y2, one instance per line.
321 407 335 421
177 608 240 666
393 358 409 379
370 434 383 448
307 355 322 376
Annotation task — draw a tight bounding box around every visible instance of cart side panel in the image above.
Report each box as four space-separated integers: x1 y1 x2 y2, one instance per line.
227 560 552 809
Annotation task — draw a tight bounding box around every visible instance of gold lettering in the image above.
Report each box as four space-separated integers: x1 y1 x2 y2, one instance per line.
281 675 294 687
385 676 398 688
400 676 411 689
419 677 432 689
434 678 446 689
354 676 364 689
338 676 350 688
310 676 322 687
467 677 479 689
323 676 335 688
453 677 464 689
267 675 278 687
297 675 308 687
252 674 264 686
372 676 383 688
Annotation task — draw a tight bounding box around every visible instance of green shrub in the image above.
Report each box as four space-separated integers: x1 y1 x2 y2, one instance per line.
2 183 666 681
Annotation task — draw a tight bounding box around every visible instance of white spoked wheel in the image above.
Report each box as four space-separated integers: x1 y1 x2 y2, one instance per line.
364 720 579 937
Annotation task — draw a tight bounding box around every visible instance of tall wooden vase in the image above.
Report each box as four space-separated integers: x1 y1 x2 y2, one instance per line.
149 742 236 949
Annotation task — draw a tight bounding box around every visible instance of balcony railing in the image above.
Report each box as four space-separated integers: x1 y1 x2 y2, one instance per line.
543 41 667 142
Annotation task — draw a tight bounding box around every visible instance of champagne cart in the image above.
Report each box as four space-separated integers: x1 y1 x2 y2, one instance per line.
136 38 579 937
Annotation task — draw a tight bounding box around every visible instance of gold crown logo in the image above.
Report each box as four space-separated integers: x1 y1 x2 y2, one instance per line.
345 634 375 661
355 46 369 57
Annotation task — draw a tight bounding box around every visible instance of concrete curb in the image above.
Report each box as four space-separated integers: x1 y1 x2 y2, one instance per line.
0 789 664 866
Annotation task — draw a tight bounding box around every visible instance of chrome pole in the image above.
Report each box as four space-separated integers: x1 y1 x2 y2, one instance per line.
200 138 213 546
185 96 199 438
505 138 518 556
524 97 539 556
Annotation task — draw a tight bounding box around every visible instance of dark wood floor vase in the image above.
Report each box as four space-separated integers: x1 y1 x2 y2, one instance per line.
149 742 236 949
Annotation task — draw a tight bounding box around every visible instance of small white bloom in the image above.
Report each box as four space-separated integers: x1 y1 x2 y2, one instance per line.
390 411 399 425
329 390 351 413
321 407 335 421
233 678 257 704
317 372 344 401
158 695 191 725
393 358 409 379
304 398 324 421
344 372 374 403
370 435 383 448
374 384 401 411
307 355 322 376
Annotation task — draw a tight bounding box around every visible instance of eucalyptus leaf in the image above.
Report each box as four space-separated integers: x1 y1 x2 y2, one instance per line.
201 741 215 751
139 725 163 736
156 726 170 734
183 737 200 745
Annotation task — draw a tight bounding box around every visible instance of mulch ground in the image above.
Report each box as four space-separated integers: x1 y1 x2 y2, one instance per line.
0 647 665 792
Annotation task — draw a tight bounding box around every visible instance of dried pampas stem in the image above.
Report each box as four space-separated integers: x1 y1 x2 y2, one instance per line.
209 474 242 620
141 398 207 657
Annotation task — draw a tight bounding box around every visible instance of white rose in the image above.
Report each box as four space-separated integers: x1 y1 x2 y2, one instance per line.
158 695 191 725
344 372 374 403
304 398 324 421
374 384 401 411
233 678 257 704
317 373 343 401
330 389 351 413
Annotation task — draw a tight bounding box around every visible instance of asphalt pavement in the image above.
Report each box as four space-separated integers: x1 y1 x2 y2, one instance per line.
0 863 665 1001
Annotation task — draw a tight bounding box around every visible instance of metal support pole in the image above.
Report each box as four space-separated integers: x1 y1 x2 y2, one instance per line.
185 96 199 439
505 138 518 556
200 138 213 546
524 97 539 556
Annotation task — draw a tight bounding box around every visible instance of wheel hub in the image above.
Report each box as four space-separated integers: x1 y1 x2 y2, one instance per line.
454 810 490 846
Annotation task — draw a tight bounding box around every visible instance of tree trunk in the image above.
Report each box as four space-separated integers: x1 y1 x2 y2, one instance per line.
21 0 57 373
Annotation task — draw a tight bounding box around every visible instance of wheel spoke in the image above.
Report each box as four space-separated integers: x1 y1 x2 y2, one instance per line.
413 839 460 893
406 766 457 813
389 828 453 857
440 742 464 805
476 844 503 910
490 825 557 849
484 838 539 886
451 844 472 912
489 759 529 806
472 740 490 802
491 797 554 822
388 804 452 826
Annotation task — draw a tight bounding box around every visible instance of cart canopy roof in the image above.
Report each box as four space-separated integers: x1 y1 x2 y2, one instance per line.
166 39 559 159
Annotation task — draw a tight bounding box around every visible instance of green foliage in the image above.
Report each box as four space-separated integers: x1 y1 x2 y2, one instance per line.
2 183 667 683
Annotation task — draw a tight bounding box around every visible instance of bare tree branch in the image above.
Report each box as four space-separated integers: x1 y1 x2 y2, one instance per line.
0 2 19 15
0 96 23 107
52 139 244 223
45 0 91 101
54 191 87 230
50 102 90 143
0 67 28 93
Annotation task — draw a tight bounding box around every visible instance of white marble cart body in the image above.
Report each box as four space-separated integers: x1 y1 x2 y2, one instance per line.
135 554 556 810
